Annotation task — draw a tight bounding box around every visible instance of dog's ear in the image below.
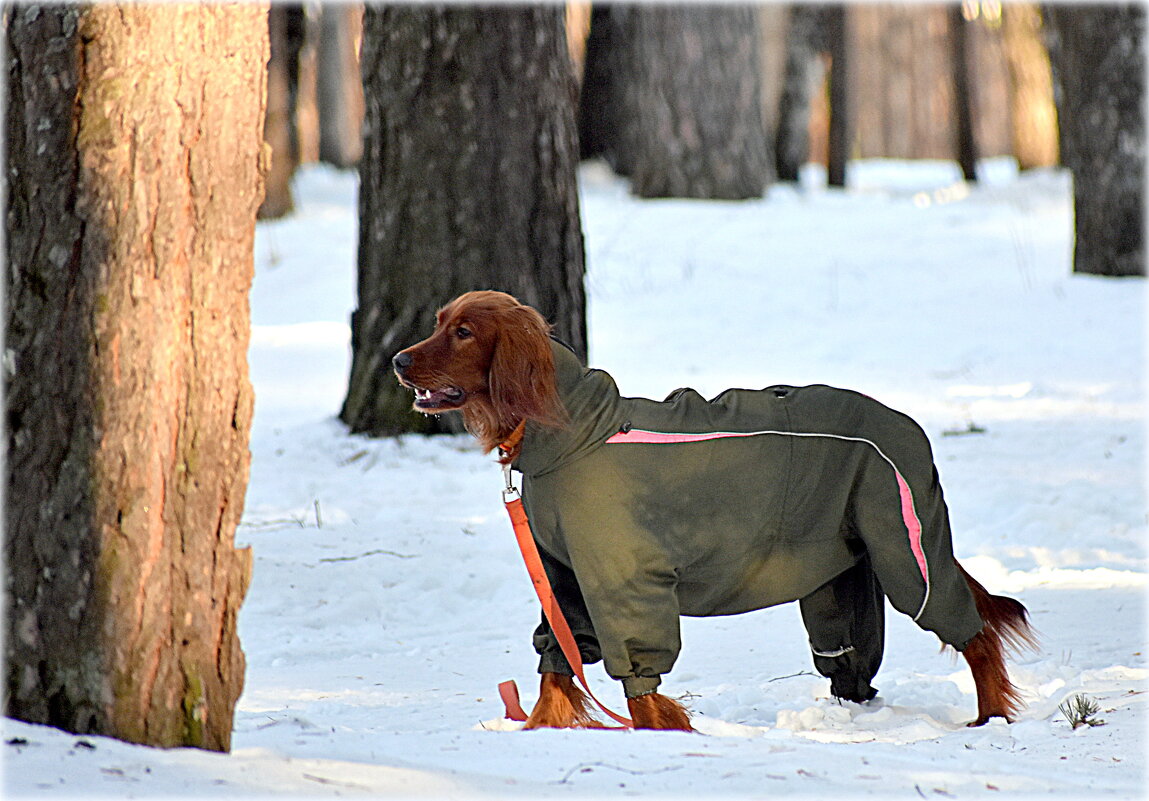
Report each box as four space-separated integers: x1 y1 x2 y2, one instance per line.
488 304 565 431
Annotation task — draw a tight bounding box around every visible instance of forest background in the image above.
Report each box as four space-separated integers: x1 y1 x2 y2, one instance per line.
3 1 1143 783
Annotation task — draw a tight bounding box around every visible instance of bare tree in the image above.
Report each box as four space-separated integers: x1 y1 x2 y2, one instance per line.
1044 4 1145 276
950 5 978 181
259 4 305 218
341 6 585 436
1002 4 1058 170
826 4 851 188
775 5 829 183
5 3 266 751
578 4 770 199
317 3 364 168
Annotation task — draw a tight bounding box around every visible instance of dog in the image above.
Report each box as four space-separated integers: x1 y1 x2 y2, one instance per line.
394 290 1036 731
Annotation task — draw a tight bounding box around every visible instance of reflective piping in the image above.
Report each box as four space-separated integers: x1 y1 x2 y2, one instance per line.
810 643 855 659
606 426 931 621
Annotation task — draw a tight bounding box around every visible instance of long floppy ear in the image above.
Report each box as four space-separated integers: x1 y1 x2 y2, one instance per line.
488 304 566 435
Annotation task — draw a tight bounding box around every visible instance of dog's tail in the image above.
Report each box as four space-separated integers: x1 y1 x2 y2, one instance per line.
957 560 1039 656
955 560 1039 724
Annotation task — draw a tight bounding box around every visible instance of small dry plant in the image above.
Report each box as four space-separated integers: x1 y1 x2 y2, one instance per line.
1058 693 1105 730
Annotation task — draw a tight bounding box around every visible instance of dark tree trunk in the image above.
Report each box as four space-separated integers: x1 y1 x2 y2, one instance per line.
341 6 586 437
826 4 852 188
259 4 305 219
317 3 364 168
578 4 770 199
5 4 266 751
775 5 829 183
577 5 622 161
1044 4 1144 277
949 5 979 181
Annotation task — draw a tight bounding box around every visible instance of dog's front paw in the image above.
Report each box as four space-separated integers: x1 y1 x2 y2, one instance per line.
524 673 604 730
627 692 693 732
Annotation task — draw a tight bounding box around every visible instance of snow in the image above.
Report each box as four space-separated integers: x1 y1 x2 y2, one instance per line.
5 159 1146 799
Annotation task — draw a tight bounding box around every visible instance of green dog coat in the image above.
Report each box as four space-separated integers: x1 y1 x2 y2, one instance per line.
514 340 984 701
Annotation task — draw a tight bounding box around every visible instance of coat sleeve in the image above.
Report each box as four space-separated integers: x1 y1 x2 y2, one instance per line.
526 460 685 698
558 503 684 698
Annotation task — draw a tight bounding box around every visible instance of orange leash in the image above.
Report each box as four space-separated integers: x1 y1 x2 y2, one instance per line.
499 467 634 728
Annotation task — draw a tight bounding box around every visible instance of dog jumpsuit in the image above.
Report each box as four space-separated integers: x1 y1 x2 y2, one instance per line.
513 340 984 701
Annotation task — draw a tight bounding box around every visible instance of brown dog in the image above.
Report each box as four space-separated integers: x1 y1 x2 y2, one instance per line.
394 291 1036 731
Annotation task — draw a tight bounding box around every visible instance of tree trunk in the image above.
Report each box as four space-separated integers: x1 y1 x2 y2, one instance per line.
577 5 622 161
317 3 364 168
259 4 305 219
1002 3 1058 170
579 4 770 199
775 5 829 183
950 5 979 182
341 6 586 437
5 3 266 751
826 5 851 188
566 2 593 83
757 4 790 151
1044 5 1145 277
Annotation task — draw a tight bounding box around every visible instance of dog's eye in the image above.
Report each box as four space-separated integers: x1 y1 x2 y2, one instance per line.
455 326 472 340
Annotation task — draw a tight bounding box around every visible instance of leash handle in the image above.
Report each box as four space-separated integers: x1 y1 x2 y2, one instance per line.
498 679 529 722
503 496 634 728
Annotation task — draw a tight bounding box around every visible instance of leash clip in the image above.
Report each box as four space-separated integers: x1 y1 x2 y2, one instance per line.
501 461 520 503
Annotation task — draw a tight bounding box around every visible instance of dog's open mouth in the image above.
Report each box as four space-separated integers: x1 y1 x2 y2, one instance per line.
411 385 466 410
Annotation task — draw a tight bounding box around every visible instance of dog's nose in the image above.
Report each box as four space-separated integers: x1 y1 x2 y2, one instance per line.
392 352 413 373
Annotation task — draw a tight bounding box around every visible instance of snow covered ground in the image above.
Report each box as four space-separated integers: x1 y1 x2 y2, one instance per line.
6 159 1145 799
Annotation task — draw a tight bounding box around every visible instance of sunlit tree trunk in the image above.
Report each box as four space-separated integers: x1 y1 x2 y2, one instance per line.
1002 4 1058 170
342 6 585 436
5 3 266 751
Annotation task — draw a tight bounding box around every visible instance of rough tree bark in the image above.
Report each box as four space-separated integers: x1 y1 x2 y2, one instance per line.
5 3 267 751
341 6 586 437
578 4 770 199
1044 4 1144 277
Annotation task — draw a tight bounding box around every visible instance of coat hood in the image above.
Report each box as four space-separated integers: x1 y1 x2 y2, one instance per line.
512 340 628 477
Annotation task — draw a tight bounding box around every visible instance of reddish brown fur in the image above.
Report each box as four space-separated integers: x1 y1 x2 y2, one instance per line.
393 291 567 462
396 291 1039 731
523 672 604 729
954 560 1038 725
627 692 693 732
524 672 693 731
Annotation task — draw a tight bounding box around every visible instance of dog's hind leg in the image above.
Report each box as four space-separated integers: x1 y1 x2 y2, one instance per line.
799 555 885 703
961 631 1020 726
955 561 1037 725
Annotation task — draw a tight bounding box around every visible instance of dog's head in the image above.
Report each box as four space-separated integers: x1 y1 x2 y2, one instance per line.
393 291 565 452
